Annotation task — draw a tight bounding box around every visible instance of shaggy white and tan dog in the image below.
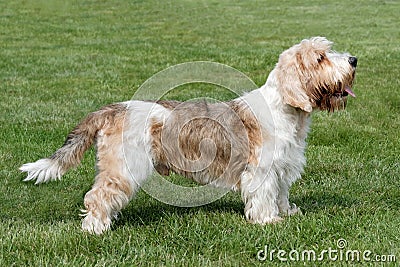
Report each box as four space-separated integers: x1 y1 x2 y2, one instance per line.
20 37 357 234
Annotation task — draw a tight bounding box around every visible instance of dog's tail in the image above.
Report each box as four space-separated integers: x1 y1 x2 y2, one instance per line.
20 103 127 184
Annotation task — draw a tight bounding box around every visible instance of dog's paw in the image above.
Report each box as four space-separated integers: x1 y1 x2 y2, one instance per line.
287 203 302 216
81 211 111 235
279 203 302 217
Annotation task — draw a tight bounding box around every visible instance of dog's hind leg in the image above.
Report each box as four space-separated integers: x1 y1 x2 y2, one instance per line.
80 129 131 234
81 101 167 234
82 166 152 234
81 116 153 234
81 171 134 235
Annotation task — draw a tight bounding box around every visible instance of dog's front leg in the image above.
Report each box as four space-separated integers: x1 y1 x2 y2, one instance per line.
240 168 282 224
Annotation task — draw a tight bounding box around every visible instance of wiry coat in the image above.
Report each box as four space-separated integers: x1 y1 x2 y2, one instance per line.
20 37 357 234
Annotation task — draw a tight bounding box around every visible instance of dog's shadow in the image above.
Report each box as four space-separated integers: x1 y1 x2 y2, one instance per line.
111 191 358 228
293 191 358 214
112 197 244 228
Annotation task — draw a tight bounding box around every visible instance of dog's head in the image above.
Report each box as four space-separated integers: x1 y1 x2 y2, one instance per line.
275 37 357 112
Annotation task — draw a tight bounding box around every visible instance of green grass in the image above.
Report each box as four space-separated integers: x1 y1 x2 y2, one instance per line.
1 0 399 266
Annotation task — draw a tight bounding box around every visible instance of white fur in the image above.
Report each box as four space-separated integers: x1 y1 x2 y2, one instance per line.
20 158 65 184
238 70 308 223
123 101 171 186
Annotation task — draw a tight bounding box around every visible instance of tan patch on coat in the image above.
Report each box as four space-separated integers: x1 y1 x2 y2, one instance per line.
150 120 170 176
151 99 263 189
94 103 133 198
228 100 263 166
49 103 128 173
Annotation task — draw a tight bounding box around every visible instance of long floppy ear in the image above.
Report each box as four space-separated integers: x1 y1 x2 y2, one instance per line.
275 59 313 112
275 37 333 113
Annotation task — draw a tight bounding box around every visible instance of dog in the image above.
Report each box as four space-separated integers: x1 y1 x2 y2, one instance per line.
20 37 357 234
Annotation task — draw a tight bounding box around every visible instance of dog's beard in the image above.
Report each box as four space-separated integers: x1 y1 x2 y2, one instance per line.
310 75 356 112
319 94 348 111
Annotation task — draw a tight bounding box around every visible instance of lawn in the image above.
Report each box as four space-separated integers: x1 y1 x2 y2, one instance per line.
1 0 399 266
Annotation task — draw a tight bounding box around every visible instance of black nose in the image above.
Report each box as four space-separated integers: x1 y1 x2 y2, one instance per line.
348 56 357 67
